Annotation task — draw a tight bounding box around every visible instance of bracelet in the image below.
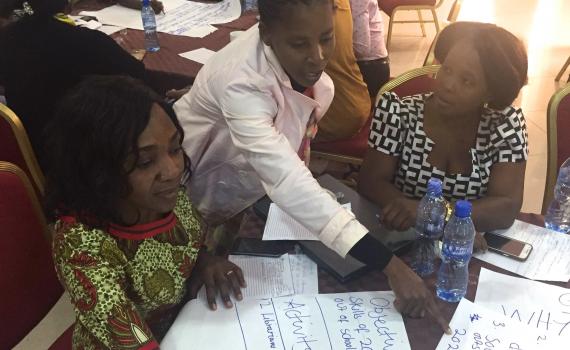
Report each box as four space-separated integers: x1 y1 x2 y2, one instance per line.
445 200 453 223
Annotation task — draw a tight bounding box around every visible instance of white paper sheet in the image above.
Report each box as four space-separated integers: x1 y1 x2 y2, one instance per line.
162 291 410 350
263 203 351 241
178 47 216 64
436 298 564 350
80 0 240 36
288 254 318 294
98 25 125 36
229 254 295 298
474 219 570 281
474 268 570 343
180 24 217 38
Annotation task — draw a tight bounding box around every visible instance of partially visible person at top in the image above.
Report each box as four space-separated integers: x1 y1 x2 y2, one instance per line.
100 0 164 13
316 0 371 141
349 0 390 98
174 0 449 330
0 0 32 28
359 22 529 250
0 0 147 169
46 75 245 349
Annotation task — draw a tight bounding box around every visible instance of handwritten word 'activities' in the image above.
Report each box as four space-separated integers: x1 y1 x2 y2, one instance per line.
161 291 410 350
263 203 352 241
436 299 564 350
474 220 570 281
475 268 570 343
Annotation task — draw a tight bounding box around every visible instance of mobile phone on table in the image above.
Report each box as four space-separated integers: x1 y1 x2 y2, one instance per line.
484 232 533 261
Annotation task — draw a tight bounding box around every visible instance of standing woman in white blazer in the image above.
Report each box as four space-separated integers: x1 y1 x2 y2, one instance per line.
174 0 449 330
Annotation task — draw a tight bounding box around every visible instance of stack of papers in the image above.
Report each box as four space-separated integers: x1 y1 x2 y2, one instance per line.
474 219 570 281
197 253 318 303
262 203 351 241
80 0 241 37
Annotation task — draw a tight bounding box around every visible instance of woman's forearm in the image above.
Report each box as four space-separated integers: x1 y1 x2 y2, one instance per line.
358 175 407 208
471 195 521 232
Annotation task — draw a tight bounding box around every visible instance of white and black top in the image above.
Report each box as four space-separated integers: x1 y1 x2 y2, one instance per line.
369 92 529 201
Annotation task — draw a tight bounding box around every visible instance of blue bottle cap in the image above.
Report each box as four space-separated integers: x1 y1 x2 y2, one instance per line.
454 200 472 218
142 0 150 6
427 178 442 196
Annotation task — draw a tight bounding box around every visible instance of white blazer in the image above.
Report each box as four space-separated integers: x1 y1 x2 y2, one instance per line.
174 27 367 257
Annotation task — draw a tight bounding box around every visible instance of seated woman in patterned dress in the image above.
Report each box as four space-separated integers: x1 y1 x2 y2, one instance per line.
45 75 246 349
358 22 529 250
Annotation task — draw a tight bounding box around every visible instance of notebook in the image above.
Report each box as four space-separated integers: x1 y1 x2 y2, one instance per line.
253 174 415 283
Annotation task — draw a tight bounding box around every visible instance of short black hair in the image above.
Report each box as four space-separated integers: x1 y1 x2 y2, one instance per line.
258 0 333 25
434 22 528 110
44 75 191 228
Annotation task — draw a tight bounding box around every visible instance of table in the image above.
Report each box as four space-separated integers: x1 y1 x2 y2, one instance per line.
73 0 258 92
238 207 565 350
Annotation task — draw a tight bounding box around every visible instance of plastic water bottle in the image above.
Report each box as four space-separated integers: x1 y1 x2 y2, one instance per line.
411 178 447 276
545 158 570 233
243 0 258 11
141 0 160 52
436 200 475 302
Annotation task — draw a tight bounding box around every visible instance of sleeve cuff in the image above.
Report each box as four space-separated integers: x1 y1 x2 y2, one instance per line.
318 208 369 258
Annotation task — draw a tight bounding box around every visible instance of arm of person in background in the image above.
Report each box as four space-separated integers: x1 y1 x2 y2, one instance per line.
117 0 163 14
358 149 419 231
349 0 371 60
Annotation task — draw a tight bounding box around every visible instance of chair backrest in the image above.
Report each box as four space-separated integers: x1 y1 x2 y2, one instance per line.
376 65 440 106
0 162 62 349
0 103 45 196
447 0 462 22
543 84 570 213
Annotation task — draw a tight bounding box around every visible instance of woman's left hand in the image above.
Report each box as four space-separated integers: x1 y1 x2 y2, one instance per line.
188 251 247 310
473 232 488 253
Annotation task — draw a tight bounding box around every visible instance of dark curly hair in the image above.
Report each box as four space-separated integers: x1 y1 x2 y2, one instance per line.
44 75 191 228
434 21 528 110
258 0 333 25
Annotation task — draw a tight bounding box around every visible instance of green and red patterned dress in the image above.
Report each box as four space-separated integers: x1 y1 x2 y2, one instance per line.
52 191 203 350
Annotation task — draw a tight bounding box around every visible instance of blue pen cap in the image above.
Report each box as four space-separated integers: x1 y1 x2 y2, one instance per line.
427 178 443 196
454 200 472 218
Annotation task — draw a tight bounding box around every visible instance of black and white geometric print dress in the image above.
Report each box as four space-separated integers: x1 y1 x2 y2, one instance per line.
368 92 529 202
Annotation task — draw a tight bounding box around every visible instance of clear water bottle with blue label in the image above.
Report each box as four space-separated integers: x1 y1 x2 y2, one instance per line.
436 200 475 302
141 0 160 52
411 178 447 276
545 158 570 233
243 0 258 11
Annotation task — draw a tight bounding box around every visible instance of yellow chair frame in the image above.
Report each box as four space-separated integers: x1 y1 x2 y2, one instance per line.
0 103 45 195
386 0 446 52
542 83 570 214
422 0 462 66
375 64 441 106
555 56 570 83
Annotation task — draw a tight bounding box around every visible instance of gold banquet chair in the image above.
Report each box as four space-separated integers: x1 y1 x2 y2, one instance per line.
0 103 45 196
380 0 446 52
542 83 570 214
